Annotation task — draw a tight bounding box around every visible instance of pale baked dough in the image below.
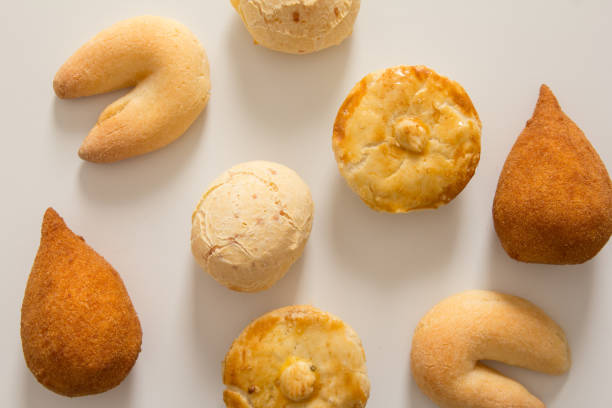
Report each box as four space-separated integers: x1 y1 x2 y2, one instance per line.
333 65 481 212
231 0 360 54
223 305 370 407
53 16 211 163
191 161 313 292
410 290 571 408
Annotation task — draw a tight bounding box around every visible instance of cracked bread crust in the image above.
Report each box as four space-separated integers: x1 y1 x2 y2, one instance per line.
223 305 370 408
231 0 360 54
332 65 481 212
191 161 313 292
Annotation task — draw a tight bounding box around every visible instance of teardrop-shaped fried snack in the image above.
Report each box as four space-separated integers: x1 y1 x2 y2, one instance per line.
411 290 571 408
493 85 612 264
223 305 370 407
21 208 142 397
53 16 211 163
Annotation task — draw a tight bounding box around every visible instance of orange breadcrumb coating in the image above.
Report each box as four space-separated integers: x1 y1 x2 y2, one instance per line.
493 85 612 264
21 208 142 396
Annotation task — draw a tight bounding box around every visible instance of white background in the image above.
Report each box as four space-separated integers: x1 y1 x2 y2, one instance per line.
1 0 611 406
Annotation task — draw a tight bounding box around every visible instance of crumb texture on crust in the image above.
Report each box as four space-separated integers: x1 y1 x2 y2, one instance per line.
410 290 570 408
493 84 612 264
222 305 370 407
21 208 142 397
191 161 314 292
233 0 360 54
53 15 211 163
332 65 481 213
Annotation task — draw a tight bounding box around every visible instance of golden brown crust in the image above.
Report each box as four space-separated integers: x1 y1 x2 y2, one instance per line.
493 85 612 264
21 208 142 396
222 305 370 407
410 290 570 408
224 389 251 408
332 66 481 212
53 15 210 163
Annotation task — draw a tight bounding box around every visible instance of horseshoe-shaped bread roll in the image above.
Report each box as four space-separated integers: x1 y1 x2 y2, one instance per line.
54 16 211 163
223 305 370 407
333 66 481 212
410 290 570 408
231 0 360 54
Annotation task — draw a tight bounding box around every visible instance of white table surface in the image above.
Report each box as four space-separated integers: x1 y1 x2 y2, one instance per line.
1 0 611 406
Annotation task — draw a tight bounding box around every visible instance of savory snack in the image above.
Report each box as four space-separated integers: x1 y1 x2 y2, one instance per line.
411 290 571 408
493 85 612 264
21 208 142 397
53 15 211 163
230 0 360 54
333 65 481 212
191 161 314 292
223 305 370 407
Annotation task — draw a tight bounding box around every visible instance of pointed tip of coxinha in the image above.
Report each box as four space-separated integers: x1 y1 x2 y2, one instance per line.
538 83 554 100
528 84 567 126
22 208 142 397
534 84 560 114
38 208 88 258
41 207 65 235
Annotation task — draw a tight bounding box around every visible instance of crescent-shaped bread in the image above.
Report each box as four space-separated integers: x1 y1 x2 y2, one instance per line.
54 15 210 163
411 290 570 408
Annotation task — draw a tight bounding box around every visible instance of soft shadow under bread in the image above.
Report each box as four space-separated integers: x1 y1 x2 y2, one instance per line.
328 176 461 286
77 108 208 204
225 17 353 134
189 253 305 388
485 227 595 406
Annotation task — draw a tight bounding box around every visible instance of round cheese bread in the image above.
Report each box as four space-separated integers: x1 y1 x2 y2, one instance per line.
231 0 360 54
191 161 313 292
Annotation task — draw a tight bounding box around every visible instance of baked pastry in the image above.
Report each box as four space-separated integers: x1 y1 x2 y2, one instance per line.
191 161 313 292
223 305 370 407
411 290 570 408
333 65 481 212
230 0 360 54
53 15 211 163
493 85 612 264
21 208 142 396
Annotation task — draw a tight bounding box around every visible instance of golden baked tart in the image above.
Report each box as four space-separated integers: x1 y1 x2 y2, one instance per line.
223 305 370 407
333 65 481 212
